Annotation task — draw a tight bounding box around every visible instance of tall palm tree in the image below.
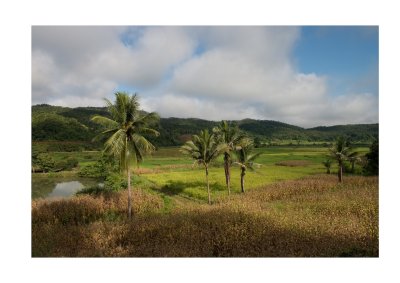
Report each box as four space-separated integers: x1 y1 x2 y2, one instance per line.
91 92 159 219
328 136 357 182
180 129 226 204
234 138 262 193
213 121 245 195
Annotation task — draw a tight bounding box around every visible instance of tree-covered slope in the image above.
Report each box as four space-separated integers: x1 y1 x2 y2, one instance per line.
32 104 378 146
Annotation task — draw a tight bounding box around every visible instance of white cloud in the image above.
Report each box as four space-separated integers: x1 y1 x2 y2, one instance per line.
141 94 264 121
32 26 195 106
32 26 378 127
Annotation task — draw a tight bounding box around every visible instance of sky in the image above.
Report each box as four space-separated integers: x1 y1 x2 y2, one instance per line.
31 26 378 128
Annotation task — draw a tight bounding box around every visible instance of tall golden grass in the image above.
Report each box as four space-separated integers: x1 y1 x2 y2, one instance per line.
32 175 378 257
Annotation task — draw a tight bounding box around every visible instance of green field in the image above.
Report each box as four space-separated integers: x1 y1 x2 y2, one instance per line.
41 145 369 203
137 146 368 203
32 145 377 257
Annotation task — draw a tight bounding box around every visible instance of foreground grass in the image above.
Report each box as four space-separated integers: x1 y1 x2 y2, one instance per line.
32 175 378 257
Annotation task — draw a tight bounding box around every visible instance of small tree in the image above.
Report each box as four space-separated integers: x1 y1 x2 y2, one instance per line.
328 136 357 182
181 129 226 204
234 138 262 193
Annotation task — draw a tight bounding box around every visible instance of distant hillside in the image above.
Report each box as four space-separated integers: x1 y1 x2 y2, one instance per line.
32 104 378 147
306 124 379 141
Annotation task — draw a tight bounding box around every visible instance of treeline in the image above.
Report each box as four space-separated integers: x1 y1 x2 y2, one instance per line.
32 104 379 149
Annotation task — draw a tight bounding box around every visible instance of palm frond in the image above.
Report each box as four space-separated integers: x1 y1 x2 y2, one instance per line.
91 115 119 129
135 112 160 127
131 134 156 152
104 129 126 157
137 127 160 137
91 127 119 142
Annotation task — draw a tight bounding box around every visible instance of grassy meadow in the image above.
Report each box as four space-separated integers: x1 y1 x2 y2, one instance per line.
31 145 378 257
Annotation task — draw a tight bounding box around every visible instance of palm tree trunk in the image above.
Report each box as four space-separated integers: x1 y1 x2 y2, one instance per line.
127 166 132 219
240 165 246 193
224 154 231 195
206 165 211 204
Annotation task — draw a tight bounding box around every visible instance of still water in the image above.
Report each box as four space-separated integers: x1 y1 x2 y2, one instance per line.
32 175 100 199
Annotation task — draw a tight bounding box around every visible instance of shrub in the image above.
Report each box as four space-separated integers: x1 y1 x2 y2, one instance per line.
364 140 378 176
104 172 127 191
35 153 56 172
79 154 119 178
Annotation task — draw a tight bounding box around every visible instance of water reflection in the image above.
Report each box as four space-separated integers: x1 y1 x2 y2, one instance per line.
47 181 85 198
32 176 100 199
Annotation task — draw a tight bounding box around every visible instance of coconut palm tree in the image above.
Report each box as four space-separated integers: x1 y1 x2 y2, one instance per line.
328 136 357 182
234 138 262 193
213 121 246 195
180 129 226 204
91 92 159 219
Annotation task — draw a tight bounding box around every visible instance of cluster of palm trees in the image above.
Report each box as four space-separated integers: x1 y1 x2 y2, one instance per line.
92 92 262 216
92 92 359 219
180 121 261 204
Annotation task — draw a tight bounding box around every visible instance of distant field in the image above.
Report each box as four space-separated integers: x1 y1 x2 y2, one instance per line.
138 146 366 202
42 145 369 203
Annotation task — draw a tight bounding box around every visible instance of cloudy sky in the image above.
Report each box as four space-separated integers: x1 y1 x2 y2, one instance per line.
32 26 378 128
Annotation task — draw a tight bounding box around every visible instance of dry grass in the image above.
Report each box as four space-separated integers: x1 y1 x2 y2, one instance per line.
32 190 163 225
32 175 378 257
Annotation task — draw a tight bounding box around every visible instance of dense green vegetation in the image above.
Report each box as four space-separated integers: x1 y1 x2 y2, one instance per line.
32 104 378 149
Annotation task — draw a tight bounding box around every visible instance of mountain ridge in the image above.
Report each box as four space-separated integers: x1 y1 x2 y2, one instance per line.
32 104 379 146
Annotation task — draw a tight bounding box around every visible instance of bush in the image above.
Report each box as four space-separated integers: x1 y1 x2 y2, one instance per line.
78 154 119 178
364 140 378 176
35 153 56 172
104 172 127 191
54 157 79 171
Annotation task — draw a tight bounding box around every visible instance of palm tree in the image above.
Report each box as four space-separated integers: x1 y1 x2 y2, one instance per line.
328 136 357 182
180 129 226 204
213 121 245 195
234 138 262 193
91 92 159 219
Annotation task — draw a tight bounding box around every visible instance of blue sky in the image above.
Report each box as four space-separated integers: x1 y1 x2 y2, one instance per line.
294 26 378 97
32 26 379 127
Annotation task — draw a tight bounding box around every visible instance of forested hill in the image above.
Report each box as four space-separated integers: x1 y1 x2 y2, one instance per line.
32 104 378 147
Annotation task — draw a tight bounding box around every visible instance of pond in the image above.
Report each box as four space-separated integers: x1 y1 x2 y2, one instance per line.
32 175 101 200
